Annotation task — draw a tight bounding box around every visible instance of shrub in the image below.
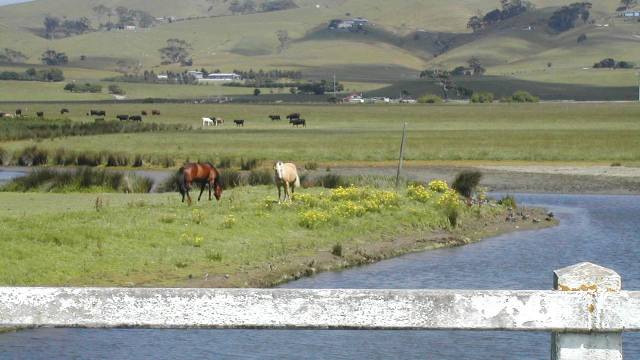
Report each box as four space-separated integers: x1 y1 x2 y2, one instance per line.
437 189 463 227
428 180 449 193
304 162 319 170
240 157 260 171
452 171 483 198
417 94 442 104
105 153 130 167
123 174 154 193
318 173 348 189
331 243 343 257
75 152 101 166
470 92 494 103
222 215 237 228
17 146 48 166
506 90 539 103
205 250 223 262
407 184 435 203
299 210 331 229
132 155 144 167
0 147 6 165
217 157 234 168
248 168 273 186
219 168 243 189
108 84 126 95
498 194 517 209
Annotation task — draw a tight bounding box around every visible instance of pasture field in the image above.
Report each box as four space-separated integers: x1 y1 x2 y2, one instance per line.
1 103 639 164
0 184 530 287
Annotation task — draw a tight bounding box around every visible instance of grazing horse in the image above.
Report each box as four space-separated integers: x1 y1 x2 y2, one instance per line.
269 115 281 121
15 109 22 117
130 115 142 122
36 112 44 118
116 114 129 121
152 110 161 116
214 117 224 126
273 161 300 203
202 117 214 127
233 119 245 127
141 110 148 116
60 108 70 115
286 113 301 121
178 163 223 205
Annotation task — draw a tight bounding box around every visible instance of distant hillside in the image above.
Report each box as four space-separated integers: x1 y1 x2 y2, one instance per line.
0 0 638 100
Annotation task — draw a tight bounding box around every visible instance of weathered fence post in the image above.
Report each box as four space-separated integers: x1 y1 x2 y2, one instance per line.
551 262 623 360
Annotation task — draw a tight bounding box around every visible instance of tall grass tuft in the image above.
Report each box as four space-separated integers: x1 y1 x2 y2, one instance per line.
318 173 348 189
157 171 182 193
219 168 243 189
0 147 6 166
240 157 260 171
248 169 273 186
217 157 234 169
452 171 483 198
16 146 48 166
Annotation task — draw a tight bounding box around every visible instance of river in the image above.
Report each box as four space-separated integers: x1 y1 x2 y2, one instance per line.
0 194 639 359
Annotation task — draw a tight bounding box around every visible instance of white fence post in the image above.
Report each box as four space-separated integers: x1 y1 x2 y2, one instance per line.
551 262 623 360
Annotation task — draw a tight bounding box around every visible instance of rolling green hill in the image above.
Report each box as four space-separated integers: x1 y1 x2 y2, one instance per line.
0 0 638 100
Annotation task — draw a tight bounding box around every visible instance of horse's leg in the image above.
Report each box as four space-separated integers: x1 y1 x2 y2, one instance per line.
186 181 193 206
284 182 291 202
198 183 205 202
208 181 212 201
277 183 282 203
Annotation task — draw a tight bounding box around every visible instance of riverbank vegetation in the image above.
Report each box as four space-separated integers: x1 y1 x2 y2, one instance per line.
0 181 546 287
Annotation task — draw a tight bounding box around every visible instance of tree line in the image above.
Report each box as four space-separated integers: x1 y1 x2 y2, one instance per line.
0 68 64 82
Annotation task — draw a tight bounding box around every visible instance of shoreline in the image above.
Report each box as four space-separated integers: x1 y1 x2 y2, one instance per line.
181 206 557 288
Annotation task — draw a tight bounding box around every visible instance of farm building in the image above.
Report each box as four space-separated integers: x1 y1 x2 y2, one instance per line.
328 17 369 31
618 11 640 17
198 73 242 83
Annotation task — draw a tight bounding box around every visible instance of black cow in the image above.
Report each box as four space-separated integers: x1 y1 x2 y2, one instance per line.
233 119 245 127
116 115 129 121
15 109 22 116
60 108 70 115
36 112 44 118
130 115 142 122
269 115 281 121
141 110 148 116
89 110 106 116
287 113 301 121
151 110 161 116
291 118 306 128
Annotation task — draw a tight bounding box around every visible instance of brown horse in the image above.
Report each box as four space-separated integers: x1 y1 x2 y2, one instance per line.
178 163 223 205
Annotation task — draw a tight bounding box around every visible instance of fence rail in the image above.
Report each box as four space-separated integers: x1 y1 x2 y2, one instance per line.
0 262 635 359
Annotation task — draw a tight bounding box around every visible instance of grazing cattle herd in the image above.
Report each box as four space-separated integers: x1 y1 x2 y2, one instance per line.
0 108 310 128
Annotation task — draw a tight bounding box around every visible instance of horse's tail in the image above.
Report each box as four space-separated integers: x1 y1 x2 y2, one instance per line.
294 174 301 189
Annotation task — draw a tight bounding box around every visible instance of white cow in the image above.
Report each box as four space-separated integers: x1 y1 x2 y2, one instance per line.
202 117 214 127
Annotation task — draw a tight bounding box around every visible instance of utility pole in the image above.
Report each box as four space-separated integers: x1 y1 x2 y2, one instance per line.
333 73 337 97
395 122 407 189
637 70 640 102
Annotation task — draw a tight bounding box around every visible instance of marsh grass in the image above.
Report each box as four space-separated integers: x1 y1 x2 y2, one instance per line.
1 167 154 193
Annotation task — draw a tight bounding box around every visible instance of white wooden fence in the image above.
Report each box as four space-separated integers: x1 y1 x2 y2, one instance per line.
1 262 638 360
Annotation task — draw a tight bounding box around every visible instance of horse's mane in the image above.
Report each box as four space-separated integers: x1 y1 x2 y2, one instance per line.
206 162 223 187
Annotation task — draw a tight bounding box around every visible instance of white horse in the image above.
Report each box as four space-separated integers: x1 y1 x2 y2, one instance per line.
202 117 214 127
274 161 300 202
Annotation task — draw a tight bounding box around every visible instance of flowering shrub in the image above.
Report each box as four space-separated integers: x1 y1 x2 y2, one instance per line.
334 201 366 217
407 184 435 203
191 209 205 224
428 180 449 193
437 189 462 208
299 210 331 229
330 185 361 201
181 232 204 247
222 214 237 228
293 193 322 207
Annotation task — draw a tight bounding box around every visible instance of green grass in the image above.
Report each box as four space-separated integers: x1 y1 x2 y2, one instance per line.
0 185 480 286
2 102 639 163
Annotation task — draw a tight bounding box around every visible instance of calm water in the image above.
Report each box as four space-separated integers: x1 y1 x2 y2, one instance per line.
0 170 24 186
1 194 639 359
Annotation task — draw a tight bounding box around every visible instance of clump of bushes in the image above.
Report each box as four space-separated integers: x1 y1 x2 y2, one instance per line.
498 194 517 209
64 82 102 93
317 173 348 189
218 168 243 189
452 171 483 198
240 157 260 171
248 168 273 186
470 92 494 103
16 146 48 166
0 147 7 166
501 90 539 103
217 157 234 168
418 94 442 104
593 58 635 69
304 162 318 171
